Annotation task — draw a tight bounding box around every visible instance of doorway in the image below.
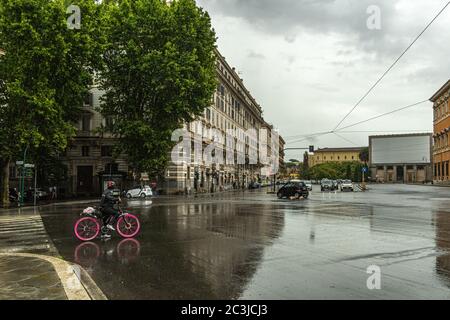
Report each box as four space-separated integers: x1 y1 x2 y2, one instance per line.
396 166 404 183
77 166 93 194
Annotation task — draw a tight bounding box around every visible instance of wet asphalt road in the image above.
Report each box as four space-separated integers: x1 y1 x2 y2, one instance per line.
35 184 450 299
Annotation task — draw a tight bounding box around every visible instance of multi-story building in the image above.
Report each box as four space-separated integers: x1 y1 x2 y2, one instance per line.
430 80 450 183
165 50 282 194
309 147 365 167
369 133 433 183
61 87 132 197
58 50 283 196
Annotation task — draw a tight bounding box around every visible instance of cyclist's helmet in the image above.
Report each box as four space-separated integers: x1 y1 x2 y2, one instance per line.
106 181 116 189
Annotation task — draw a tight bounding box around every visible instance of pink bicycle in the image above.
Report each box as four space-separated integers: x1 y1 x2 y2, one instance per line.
74 206 141 242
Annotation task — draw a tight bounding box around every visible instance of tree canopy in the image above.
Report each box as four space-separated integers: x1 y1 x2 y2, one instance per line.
0 0 104 205
99 0 217 178
308 161 369 182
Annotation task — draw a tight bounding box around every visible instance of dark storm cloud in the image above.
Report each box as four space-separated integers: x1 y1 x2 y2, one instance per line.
201 0 400 54
196 0 446 153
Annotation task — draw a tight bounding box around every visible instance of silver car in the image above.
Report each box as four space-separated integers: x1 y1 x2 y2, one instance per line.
340 180 354 192
126 185 153 199
304 180 313 191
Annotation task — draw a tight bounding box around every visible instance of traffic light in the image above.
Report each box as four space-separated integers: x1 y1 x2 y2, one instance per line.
309 145 315 153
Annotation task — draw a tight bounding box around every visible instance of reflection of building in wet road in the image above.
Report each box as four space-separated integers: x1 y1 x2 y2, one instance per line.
46 199 285 300
434 210 450 287
37 185 450 299
143 202 285 299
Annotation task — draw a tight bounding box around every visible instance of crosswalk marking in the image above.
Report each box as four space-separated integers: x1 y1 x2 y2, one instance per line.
0 215 57 254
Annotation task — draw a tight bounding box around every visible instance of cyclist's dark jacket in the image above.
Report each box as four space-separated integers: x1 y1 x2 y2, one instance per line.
100 189 120 209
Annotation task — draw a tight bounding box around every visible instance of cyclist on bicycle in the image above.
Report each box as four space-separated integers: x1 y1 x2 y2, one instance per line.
100 181 121 238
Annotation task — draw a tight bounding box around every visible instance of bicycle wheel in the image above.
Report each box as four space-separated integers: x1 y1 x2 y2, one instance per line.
116 214 141 238
74 217 100 241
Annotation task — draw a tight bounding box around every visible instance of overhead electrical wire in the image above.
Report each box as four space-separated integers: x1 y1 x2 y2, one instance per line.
332 1 450 131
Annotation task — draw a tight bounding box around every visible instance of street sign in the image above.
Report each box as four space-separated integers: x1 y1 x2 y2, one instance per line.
362 167 368 173
16 161 24 166
24 168 33 178
24 163 35 168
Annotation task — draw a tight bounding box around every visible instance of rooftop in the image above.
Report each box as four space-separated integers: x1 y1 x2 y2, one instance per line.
315 147 366 153
430 79 450 102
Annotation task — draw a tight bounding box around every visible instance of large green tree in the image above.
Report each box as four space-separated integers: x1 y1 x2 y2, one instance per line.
99 0 217 178
0 0 104 206
309 161 366 181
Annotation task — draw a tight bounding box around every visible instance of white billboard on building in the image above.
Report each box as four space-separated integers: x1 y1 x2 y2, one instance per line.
370 134 432 165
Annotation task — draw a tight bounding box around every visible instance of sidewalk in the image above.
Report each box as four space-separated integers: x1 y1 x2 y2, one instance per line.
0 199 98 215
0 254 68 300
0 252 106 300
0 213 106 300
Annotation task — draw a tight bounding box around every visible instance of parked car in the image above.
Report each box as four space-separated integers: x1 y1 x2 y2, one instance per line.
125 185 153 199
25 188 48 201
303 180 313 191
340 180 354 192
277 181 309 199
320 179 335 191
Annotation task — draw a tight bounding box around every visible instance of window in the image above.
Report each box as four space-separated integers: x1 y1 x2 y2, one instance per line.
82 114 91 132
84 92 93 107
105 116 114 129
82 146 90 157
105 163 119 173
101 146 113 157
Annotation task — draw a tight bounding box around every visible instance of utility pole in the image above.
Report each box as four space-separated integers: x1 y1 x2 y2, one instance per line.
18 146 29 207
33 165 37 206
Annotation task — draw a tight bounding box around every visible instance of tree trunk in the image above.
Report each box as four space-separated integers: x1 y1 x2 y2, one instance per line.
0 158 10 208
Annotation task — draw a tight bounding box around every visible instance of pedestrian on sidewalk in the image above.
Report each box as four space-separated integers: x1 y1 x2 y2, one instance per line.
52 186 57 200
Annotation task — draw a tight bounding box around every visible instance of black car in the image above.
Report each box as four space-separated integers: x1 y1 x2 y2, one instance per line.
277 182 309 199
320 179 335 191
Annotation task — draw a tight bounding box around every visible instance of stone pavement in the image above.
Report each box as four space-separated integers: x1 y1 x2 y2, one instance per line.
0 255 67 300
0 211 107 300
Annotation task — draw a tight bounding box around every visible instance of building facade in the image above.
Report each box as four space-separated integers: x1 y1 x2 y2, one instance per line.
57 50 283 196
369 133 433 183
430 80 450 183
164 50 283 194
309 147 365 167
61 87 132 197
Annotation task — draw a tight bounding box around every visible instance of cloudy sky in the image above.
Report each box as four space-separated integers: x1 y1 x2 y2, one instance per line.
196 0 449 161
